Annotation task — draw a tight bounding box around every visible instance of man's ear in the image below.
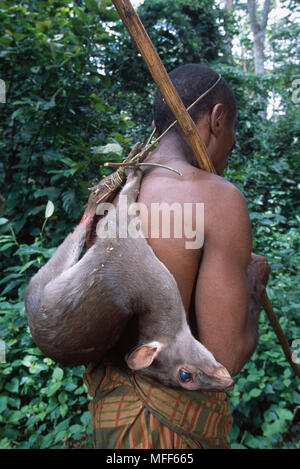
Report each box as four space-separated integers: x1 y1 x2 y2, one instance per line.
125 341 164 370
209 103 226 136
151 120 160 138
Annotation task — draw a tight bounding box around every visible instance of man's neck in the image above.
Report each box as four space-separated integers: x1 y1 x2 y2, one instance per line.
147 133 199 167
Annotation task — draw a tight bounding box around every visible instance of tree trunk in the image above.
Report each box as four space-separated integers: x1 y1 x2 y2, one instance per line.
247 0 271 118
224 0 234 65
253 30 265 74
247 0 271 74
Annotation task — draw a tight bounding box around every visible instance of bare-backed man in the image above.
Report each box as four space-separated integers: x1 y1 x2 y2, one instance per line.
83 64 270 449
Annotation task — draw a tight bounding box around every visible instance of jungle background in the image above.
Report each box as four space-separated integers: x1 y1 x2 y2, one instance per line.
0 0 299 449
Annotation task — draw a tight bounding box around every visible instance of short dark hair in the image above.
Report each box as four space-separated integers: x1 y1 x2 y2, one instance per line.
153 64 237 135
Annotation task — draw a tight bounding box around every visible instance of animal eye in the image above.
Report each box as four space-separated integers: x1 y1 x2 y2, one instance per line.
179 369 192 382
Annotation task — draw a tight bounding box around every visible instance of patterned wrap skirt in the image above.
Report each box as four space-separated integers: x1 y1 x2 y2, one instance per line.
83 359 233 450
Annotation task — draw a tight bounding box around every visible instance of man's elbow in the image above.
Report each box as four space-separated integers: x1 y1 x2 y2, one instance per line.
230 334 258 377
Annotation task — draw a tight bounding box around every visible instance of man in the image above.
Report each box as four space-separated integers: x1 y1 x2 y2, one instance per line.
83 64 270 449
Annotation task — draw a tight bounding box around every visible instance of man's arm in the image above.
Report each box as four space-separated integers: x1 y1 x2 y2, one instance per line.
195 184 269 377
246 252 271 347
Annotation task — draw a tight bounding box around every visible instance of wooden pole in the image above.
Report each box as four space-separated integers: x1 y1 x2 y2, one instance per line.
261 291 300 378
111 0 300 379
111 0 216 174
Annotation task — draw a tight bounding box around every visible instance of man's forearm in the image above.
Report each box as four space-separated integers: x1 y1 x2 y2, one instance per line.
247 278 260 348
246 256 268 351
226 279 260 377
223 266 267 377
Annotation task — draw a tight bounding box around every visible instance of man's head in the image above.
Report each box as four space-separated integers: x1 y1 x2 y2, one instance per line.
153 64 237 174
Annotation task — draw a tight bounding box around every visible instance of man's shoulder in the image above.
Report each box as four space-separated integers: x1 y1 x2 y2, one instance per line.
140 164 246 210
198 180 251 259
188 169 250 236
191 169 246 206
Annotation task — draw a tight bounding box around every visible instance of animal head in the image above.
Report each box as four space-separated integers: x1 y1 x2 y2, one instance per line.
125 335 234 392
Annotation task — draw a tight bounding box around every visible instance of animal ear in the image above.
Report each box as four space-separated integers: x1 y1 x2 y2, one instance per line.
125 341 164 370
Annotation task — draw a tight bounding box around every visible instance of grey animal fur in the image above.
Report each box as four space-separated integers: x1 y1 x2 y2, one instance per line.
25 170 233 391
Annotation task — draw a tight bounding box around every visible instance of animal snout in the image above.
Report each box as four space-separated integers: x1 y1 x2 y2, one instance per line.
214 366 234 391
224 380 234 392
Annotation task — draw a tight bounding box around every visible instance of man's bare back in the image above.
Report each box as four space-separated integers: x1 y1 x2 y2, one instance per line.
139 158 235 311
137 112 269 377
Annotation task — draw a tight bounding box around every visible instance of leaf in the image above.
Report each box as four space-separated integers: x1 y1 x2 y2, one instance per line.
13 32 25 41
40 433 54 449
231 443 247 449
97 0 108 11
0 272 20 286
249 388 261 398
0 396 8 412
45 200 55 219
244 434 262 449
0 218 8 225
264 383 275 394
58 392 68 404
69 424 84 435
0 438 11 449
276 408 293 421
94 142 123 162
0 243 15 251
86 0 100 13
292 391 300 405
54 430 68 444
52 367 64 381
46 382 61 397
1 279 23 295
80 411 91 426
28 206 45 216
64 383 77 392
262 419 288 437
15 244 55 258
60 404 68 418
61 189 78 217
11 108 24 121
22 355 37 367
19 260 37 274
7 410 23 424
8 396 21 409
55 418 72 434
33 187 60 200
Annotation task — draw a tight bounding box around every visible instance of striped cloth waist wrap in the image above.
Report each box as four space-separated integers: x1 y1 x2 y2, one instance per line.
83 358 233 449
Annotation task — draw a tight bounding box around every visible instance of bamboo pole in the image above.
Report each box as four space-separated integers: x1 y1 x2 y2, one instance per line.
111 0 300 379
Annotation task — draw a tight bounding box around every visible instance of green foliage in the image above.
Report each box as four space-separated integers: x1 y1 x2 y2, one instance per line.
0 299 92 449
0 215 92 448
228 236 300 449
0 0 134 251
224 73 300 449
137 0 232 64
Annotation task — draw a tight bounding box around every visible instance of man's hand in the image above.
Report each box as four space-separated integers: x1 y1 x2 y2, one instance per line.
247 253 271 318
245 253 271 351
